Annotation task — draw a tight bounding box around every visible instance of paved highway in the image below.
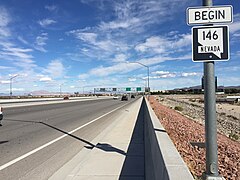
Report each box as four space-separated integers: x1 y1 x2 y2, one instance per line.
0 97 139 179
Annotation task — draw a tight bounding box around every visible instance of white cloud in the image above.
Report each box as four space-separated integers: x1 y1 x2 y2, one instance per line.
0 80 10 84
89 63 133 77
159 73 176 78
67 0 194 68
181 72 198 77
69 30 114 52
38 18 57 27
99 17 140 31
151 71 200 79
218 77 240 87
78 74 89 80
0 28 10 37
0 6 11 37
45 5 58 12
44 59 65 78
39 77 52 82
0 8 36 72
85 54 191 78
0 6 10 27
34 33 48 52
135 34 191 55
229 13 240 34
0 65 12 70
135 36 166 53
153 71 170 75
112 54 127 63
12 88 25 92
128 78 137 82
68 29 129 60
229 22 240 33
0 41 36 70
17 36 29 45
68 30 97 43
36 36 47 46
218 65 240 72
68 0 191 62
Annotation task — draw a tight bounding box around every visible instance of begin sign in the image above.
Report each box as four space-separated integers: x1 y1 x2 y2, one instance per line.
187 6 232 25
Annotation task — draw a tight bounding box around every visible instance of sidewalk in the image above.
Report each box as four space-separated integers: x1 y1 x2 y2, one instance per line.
50 98 144 180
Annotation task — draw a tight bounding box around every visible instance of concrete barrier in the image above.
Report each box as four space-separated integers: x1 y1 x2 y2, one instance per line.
143 97 194 180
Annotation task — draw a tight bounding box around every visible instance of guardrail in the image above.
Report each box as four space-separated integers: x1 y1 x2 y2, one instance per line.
143 97 194 180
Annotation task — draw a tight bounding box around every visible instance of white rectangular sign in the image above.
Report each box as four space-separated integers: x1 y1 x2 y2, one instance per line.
187 6 232 25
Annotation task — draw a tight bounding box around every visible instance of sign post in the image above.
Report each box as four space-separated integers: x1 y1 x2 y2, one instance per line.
187 0 232 179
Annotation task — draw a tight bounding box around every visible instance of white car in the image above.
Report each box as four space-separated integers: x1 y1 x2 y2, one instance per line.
113 96 119 100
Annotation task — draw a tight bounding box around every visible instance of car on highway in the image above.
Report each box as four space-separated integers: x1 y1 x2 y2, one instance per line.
131 95 135 98
63 96 69 100
113 95 119 100
121 94 128 101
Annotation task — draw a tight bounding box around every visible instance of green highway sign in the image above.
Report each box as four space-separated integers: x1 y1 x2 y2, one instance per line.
126 87 131 91
136 87 141 91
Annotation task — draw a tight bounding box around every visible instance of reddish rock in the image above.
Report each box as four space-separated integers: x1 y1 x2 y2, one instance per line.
149 96 240 180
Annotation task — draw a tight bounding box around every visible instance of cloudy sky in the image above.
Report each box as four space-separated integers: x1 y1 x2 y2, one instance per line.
0 0 239 94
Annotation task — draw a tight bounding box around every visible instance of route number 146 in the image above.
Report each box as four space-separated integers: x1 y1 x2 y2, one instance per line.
202 30 218 40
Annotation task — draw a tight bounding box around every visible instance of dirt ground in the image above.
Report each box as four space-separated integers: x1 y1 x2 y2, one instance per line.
149 95 240 180
161 94 240 119
158 94 240 140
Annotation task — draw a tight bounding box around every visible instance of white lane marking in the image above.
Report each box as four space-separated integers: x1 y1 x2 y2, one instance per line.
0 101 130 171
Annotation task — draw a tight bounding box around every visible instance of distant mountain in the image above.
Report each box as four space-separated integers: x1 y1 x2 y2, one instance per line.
173 85 240 91
0 93 8 96
29 90 72 96
29 90 55 95
224 85 240 89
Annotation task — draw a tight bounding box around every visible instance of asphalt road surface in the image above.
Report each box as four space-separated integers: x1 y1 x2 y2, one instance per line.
0 97 139 179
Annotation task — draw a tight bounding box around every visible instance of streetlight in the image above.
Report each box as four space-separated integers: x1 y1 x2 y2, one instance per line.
127 61 150 94
9 74 19 98
59 83 64 97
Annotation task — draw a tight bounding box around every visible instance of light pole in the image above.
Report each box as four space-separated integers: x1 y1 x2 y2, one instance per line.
59 83 64 97
127 61 150 94
9 74 19 98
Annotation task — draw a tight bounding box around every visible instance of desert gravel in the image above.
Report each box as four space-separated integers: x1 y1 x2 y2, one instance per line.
149 96 240 180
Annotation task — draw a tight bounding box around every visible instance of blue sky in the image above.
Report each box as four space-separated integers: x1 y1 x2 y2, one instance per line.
0 0 239 94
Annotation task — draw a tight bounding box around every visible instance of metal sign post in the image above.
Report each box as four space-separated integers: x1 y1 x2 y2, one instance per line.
202 1 217 179
187 0 232 179
202 1 223 179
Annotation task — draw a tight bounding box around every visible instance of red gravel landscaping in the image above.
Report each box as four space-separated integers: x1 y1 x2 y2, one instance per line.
149 96 240 180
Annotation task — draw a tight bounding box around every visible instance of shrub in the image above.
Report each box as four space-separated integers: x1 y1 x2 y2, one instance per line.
174 106 183 111
226 115 238 120
219 112 226 116
229 131 239 141
189 98 196 102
